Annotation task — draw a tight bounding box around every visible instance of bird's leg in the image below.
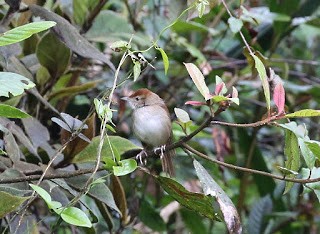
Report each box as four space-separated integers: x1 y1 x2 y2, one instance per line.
137 145 166 165
154 145 166 159
136 150 148 165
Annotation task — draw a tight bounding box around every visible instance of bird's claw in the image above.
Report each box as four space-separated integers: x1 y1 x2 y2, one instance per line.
136 150 148 165
154 145 166 159
136 145 166 165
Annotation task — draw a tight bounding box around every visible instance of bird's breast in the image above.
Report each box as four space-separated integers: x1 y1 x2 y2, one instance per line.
132 105 171 147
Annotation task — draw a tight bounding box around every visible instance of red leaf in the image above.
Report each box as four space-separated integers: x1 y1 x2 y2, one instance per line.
273 82 285 114
185 101 207 106
215 83 224 95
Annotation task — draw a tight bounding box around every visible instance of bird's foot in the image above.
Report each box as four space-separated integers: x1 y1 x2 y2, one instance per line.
154 145 166 159
136 150 148 165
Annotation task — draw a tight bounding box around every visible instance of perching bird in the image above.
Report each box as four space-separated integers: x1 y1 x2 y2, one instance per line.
122 88 175 176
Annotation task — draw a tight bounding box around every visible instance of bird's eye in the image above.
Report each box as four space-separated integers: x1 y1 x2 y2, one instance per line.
135 97 140 101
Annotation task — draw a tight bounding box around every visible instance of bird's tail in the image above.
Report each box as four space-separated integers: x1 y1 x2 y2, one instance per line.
161 136 175 177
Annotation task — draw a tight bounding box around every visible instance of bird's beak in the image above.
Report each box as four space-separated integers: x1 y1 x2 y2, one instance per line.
121 97 129 101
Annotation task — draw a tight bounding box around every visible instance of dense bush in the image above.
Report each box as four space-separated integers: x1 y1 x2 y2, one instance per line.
1 0 320 233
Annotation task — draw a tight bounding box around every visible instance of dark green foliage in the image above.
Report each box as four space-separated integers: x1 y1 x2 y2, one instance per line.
0 1 320 233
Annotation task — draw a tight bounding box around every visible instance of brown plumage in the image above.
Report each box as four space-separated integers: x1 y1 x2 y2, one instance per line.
122 88 175 176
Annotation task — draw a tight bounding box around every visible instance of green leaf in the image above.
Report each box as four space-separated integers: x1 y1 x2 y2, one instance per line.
0 185 30 197
110 175 128 224
298 139 315 170
301 168 320 202
30 184 63 211
0 104 30 118
94 98 106 120
0 191 29 218
305 141 320 161
252 55 270 110
174 108 191 124
228 17 243 33
0 72 35 97
85 10 134 42
133 61 141 82
113 159 137 176
247 195 273 234
50 201 63 211
36 32 71 78
193 160 242 234
73 0 90 26
278 122 309 140
197 2 207 18
178 38 206 64
0 21 56 47
29 5 115 70
278 122 299 136
106 124 116 133
72 136 142 163
93 99 115 123
211 95 229 103
157 47 169 75
229 97 240 105
181 209 207 234
110 40 131 52
157 176 219 220
139 200 166 231
283 130 300 194
237 128 276 195
285 109 320 118
60 207 92 228
29 184 53 205
49 81 98 101
110 140 121 163
172 21 218 35
184 63 211 100
240 5 291 25
4 131 20 162
65 175 121 215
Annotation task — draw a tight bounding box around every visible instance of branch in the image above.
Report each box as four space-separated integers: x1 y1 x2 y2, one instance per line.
182 143 320 184
81 0 108 34
13 130 88 231
123 0 140 30
220 0 254 56
144 115 213 157
211 115 280 128
0 167 105 184
142 110 282 159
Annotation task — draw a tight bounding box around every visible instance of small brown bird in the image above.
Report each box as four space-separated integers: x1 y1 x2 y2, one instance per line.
122 88 175 176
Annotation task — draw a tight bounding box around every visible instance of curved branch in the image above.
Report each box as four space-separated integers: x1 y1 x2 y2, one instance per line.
182 143 319 184
211 115 279 128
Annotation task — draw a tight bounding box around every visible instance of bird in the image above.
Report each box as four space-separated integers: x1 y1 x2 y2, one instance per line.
121 88 175 176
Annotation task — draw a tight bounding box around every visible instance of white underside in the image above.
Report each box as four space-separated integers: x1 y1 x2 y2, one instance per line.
133 105 171 147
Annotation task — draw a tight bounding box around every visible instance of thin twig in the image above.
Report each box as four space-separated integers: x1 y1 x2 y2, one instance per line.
271 58 320 66
182 143 320 184
14 133 79 233
211 115 280 128
155 2 196 43
71 47 131 204
220 0 254 56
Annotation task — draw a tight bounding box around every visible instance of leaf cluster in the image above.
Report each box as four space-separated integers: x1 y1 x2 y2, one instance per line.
0 1 320 233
